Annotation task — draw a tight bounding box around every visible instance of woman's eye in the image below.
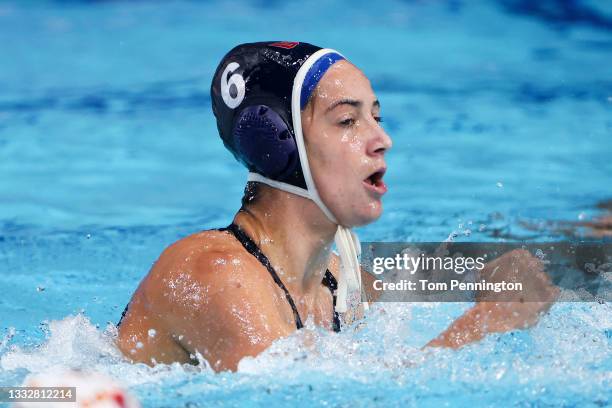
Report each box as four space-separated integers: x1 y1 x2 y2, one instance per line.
339 118 355 127
374 116 384 123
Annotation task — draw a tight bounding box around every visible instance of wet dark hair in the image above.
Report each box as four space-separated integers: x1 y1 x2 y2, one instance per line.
240 181 262 209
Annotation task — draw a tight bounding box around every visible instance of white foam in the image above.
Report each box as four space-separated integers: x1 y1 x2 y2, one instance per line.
0 301 610 398
0 314 213 388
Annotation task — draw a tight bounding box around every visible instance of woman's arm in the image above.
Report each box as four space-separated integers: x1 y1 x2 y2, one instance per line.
426 249 559 349
168 249 295 371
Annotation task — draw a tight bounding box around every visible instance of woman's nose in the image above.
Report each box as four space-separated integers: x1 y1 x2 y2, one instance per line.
367 122 393 156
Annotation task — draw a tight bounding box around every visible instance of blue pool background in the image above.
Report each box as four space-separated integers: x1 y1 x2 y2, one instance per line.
0 0 611 406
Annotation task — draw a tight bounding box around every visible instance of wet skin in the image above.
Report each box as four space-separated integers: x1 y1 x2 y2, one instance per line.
117 61 388 371
117 61 557 371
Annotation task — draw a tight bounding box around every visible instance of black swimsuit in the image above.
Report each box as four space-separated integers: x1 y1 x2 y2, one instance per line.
117 223 341 333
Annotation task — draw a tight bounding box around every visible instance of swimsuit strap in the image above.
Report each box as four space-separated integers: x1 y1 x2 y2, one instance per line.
221 223 341 333
322 269 342 333
118 224 342 333
117 304 128 327
221 223 304 330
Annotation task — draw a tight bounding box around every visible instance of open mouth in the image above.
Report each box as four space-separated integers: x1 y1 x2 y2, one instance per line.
363 168 387 195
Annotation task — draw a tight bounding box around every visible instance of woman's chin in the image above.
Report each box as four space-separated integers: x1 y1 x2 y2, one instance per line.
365 201 384 223
345 200 383 227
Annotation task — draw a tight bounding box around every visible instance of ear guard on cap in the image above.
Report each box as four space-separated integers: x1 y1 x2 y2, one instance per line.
232 105 299 181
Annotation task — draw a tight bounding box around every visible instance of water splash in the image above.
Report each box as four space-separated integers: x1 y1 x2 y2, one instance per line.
0 302 610 406
0 314 212 389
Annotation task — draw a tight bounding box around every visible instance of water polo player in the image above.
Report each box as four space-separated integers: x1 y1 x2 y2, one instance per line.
116 42 557 371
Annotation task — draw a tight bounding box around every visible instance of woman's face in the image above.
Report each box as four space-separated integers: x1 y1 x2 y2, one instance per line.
302 60 392 227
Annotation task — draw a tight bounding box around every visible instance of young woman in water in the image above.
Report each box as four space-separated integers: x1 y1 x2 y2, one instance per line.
116 42 557 371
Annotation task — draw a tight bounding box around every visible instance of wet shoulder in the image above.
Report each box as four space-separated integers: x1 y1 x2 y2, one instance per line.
143 229 268 306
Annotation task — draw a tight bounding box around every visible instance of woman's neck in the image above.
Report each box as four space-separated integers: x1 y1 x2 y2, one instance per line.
232 186 338 296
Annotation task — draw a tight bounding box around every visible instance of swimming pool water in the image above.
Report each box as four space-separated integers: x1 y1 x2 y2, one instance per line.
1 0 611 406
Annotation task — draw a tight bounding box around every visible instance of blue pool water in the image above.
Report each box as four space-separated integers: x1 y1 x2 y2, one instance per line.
1 0 611 406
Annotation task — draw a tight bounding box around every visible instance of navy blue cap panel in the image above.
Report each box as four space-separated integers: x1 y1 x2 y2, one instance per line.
211 42 323 189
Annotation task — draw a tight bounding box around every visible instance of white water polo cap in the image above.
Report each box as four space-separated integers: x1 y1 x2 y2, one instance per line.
211 41 367 313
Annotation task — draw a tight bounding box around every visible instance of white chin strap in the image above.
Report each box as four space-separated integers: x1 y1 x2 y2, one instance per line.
247 48 367 314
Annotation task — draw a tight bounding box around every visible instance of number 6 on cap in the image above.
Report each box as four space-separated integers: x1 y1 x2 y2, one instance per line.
220 62 245 109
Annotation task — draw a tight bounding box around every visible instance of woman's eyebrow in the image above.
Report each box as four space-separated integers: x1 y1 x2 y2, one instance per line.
325 98 362 113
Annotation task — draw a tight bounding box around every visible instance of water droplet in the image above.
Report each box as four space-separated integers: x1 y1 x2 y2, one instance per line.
148 329 157 338
136 341 144 349
496 181 503 188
